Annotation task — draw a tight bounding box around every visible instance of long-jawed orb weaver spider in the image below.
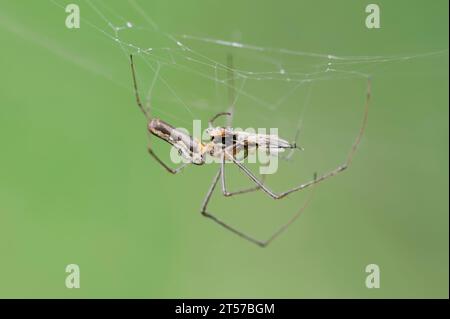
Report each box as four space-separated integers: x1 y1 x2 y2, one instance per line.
129 54 371 247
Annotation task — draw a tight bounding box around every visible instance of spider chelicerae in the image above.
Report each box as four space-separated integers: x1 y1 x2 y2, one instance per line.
129 54 371 247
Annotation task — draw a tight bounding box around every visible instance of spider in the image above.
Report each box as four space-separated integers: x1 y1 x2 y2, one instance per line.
129 54 371 247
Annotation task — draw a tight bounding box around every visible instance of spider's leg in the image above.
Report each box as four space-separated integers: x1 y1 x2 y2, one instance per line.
201 167 316 247
200 169 268 247
220 152 266 197
146 145 189 175
257 174 317 247
208 112 231 128
232 158 344 199
222 179 265 196
230 77 371 199
129 54 150 120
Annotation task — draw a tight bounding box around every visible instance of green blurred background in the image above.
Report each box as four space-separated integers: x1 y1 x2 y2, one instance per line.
0 0 448 298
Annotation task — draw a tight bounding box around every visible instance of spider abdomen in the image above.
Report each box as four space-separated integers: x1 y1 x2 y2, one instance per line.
148 118 205 164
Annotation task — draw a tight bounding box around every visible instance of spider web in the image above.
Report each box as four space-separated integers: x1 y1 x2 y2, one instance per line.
48 0 447 236
50 0 445 131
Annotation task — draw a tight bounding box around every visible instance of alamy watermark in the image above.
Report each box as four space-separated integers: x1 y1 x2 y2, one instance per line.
65 4 80 29
65 264 80 289
365 4 380 29
365 264 380 288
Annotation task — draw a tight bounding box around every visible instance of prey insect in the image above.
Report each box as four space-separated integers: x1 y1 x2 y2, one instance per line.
129 54 371 247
